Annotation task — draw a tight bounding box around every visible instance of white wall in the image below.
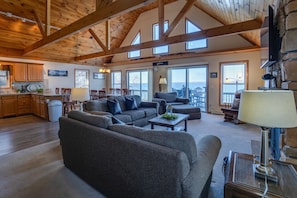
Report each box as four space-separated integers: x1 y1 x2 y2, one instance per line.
0 57 105 93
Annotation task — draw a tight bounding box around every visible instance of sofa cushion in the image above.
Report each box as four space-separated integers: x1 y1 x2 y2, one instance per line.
138 107 157 116
113 95 127 111
108 124 197 163
155 92 177 102
125 97 138 110
121 110 146 120
85 99 109 112
68 110 112 128
113 114 133 124
107 99 122 115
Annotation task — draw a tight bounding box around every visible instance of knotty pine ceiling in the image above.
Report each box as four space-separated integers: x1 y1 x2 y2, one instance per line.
0 0 279 66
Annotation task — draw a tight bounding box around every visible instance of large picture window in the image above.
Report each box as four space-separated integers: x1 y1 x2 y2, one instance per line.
220 61 247 105
127 70 150 101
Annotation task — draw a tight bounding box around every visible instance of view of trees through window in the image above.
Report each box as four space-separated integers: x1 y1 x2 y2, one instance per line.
127 70 149 101
111 71 121 89
75 69 89 88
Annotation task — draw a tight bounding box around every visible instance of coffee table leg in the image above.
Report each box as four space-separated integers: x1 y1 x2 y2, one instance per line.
184 120 187 132
151 124 154 129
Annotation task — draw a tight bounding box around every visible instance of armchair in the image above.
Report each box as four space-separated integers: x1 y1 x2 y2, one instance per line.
221 92 242 124
152 92 189 114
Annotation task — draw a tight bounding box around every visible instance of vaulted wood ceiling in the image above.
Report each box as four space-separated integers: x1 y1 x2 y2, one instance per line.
0 0 279 66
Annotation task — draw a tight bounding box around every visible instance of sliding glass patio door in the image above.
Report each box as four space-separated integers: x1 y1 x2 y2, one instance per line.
169 66 207 112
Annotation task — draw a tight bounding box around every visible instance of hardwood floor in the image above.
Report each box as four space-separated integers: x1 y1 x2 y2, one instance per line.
0 115 60 156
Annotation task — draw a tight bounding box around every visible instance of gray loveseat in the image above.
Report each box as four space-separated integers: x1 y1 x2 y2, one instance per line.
84 95 158 127
153 92 190 114
59 111 221 198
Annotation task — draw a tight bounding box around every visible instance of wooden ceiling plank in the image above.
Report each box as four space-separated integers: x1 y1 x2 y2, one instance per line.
23 0 155 55
75 19 262 61
32 9 46 38
97 0 114 9
164 0 196 37
89 28 107 52
158 0 164 39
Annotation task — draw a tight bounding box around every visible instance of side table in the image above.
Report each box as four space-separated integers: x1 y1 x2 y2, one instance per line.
224 151 297 198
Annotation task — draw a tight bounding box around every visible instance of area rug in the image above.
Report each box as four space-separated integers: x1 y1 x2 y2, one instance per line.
0 140 105 198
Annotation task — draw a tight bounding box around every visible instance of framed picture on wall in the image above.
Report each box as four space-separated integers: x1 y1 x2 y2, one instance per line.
93 72 104 79
48 70 68 77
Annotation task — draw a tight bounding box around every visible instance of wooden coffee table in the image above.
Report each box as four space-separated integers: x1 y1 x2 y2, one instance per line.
148 113 190 132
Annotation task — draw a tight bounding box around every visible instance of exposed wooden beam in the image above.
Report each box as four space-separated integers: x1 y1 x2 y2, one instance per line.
23 0 154 55
164 0 196 37
158 0 164 40
75 19 262 61
88 28 107 52
32 9 46 38
103 46 261 66
106 20 110 50
96 0 114 9
46 0 51 36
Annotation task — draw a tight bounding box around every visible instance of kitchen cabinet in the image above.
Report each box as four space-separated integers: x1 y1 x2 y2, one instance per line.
31 95 62 120
17 95 31 115
1 95 17 117
14 63 43 82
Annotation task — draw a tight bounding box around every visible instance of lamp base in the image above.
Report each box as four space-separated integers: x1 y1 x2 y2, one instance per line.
253 163 278 182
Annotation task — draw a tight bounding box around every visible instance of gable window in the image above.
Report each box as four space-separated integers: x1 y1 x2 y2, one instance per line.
186 19 207 50
153 21 169 54
128 32 141 58
75 69 89 88
220 61 247 105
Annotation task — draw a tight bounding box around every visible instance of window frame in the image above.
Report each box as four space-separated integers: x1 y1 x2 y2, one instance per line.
220 61 248 105
152 20 169 55
185 18 207 50
128 31 141 59
111 71 122 89
74 69 89 88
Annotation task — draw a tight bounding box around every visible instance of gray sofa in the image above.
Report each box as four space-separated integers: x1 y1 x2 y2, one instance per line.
153 92 190 114
59 111 221 198
84 95 159 127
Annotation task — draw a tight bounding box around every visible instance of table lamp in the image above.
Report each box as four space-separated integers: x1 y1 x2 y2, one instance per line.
238 90 297 182
159 76 167 92
71 88 90 111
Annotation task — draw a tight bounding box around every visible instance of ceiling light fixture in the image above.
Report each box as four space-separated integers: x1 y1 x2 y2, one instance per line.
0 11 60 30
99 68 110 73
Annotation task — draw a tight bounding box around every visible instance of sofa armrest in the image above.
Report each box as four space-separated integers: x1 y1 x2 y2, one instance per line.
182 135 221 197
176 97 189 104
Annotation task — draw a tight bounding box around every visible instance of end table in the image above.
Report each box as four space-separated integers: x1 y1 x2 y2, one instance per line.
224 151 297 198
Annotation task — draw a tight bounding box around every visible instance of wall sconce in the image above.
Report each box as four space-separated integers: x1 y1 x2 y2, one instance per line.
99 68 111 73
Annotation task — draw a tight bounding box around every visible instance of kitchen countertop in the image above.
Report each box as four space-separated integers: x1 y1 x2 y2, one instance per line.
0 92 62 97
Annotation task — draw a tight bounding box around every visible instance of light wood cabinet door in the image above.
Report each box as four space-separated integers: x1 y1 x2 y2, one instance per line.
27 64 43 82
17 95 31 115
1 96 17 117
13 63 27 82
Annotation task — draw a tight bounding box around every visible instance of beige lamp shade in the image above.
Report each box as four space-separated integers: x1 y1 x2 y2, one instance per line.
159 77 167 85
71 88 90 101
238 90 297 128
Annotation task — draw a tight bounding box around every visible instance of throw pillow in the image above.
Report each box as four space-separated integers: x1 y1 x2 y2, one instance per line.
107 99 122 115
125 97 138 110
